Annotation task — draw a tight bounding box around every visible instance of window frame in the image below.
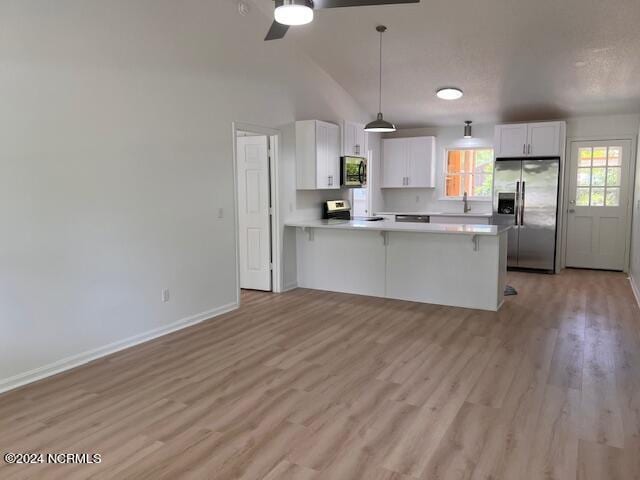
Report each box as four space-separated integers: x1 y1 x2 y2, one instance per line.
441 147 495 202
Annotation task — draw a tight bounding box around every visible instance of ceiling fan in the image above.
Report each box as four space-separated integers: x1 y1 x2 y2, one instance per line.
265 0 420 41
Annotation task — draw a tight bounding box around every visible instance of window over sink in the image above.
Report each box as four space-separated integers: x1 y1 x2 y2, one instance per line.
444 148 494 199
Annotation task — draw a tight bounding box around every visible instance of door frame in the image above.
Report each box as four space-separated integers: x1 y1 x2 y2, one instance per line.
350 148 375 216
560 135 637 272
232 122 282 302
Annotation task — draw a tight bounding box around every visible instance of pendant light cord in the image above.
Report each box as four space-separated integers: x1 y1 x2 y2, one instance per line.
378 30 383 114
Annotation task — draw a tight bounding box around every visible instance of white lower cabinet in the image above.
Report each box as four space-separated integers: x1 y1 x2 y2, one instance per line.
429 215 491 225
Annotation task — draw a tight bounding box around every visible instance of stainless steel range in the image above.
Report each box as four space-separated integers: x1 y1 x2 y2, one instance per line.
322 200 384 222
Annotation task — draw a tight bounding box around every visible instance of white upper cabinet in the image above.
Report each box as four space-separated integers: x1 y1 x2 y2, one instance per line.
382 136 436 188
342 120 367 157
407 137 436 187
495 121 565 158
495 124 528 157
296 120 340 190
382 138 408 188
527 122 564 157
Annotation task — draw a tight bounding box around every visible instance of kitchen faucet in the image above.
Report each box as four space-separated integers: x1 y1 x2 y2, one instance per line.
463 192 471 213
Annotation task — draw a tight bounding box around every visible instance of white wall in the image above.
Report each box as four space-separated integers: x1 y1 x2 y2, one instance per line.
0 0 370 390
630 123 640 302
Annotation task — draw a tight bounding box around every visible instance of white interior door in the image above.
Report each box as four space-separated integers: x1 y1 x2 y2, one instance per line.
565 140 632 270
237 135 271 290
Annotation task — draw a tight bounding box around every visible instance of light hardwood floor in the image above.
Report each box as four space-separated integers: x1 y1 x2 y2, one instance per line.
1 270 640 479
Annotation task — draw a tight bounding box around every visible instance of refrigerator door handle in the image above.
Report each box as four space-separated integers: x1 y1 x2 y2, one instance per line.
515 181 520 226
520 181 526 225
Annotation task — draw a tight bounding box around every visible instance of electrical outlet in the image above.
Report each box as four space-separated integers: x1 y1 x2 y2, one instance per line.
218 208 224 219
289 202 294 213
162 289 170 303
415 195 420 203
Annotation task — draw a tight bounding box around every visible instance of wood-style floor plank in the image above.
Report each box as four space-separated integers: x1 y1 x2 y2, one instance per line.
1 269 639 479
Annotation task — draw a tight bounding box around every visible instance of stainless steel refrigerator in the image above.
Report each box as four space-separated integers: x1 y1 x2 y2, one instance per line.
492 157 560 272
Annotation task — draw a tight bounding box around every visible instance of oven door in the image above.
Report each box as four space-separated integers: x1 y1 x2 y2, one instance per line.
341 156 367 187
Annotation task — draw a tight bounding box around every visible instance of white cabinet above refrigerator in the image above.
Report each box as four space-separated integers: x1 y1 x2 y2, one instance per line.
494 121 565 158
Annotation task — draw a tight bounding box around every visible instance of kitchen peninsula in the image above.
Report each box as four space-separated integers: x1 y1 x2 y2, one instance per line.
285 219 510 311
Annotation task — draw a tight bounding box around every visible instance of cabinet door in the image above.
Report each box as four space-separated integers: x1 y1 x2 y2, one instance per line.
354 124 366 157
326 123 340 189
407 137 435 187
342 121 366 156
315 122 330 189
527 122 562 157
382 139 408 188
495 124 528 158
342 121 356 156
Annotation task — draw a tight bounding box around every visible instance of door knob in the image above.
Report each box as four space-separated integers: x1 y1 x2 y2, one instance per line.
569 208 575 213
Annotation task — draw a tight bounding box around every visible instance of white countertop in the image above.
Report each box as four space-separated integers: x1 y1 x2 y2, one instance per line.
375 211 493 218
285 219 510 236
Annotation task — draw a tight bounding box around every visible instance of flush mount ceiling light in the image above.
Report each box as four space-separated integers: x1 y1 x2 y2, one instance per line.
436 87 464 100
464 121 473 138
274 0 314 26
365 25 396 133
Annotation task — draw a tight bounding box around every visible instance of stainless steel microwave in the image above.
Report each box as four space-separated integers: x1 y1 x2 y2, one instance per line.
341 156 367 188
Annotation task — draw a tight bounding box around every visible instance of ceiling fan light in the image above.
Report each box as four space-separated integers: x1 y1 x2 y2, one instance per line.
365 113 396 133
436 87 464 100
274 0 314 26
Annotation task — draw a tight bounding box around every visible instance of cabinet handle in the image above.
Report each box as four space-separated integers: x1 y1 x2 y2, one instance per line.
528 144 531 155
406 177 410 186
355 144 360 155
523 144 526 155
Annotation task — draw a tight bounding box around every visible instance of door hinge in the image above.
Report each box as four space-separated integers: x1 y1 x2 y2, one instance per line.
269 206 274 215
269 262 274 271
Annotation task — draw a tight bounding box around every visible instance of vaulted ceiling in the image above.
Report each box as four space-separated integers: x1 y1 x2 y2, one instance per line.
251 0 640 127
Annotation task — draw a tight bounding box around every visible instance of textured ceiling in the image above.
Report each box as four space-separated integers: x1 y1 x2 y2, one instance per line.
251 0 640 127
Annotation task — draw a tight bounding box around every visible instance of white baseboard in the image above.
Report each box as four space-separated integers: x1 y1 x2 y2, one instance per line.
0 302 239 395
282 282 298 292
630 275 640 309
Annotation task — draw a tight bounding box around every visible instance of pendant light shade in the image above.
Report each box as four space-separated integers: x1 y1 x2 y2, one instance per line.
365 113 396 133
464 121 473 139
365 25 396 133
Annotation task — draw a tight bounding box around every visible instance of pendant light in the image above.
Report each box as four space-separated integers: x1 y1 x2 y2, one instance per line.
365 26 396 133
464 121 473 138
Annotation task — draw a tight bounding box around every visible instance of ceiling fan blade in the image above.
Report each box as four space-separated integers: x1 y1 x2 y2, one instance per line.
264 21 290 41
313 0 419 8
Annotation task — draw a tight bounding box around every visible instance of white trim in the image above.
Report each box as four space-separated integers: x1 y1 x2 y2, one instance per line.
0 302 239 395
630 275 640 308
282 281 299 292
440 146 495 201
232 122 283 295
